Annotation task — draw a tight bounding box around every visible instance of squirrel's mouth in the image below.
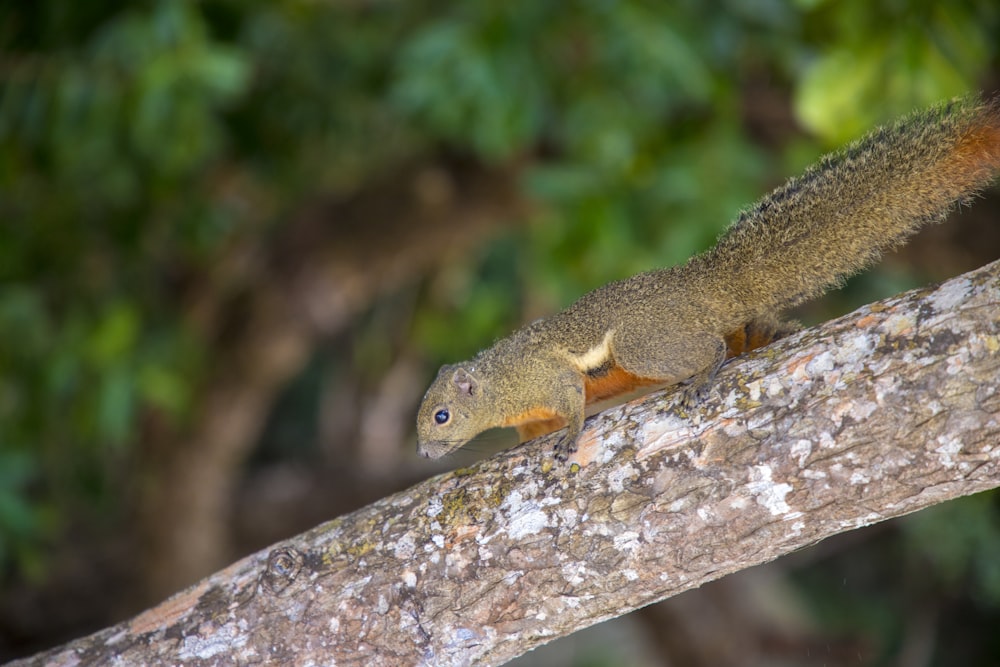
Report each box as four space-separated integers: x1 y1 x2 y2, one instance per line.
416 439 453 459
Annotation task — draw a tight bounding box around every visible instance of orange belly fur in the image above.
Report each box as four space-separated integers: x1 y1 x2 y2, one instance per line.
583 365 662 404
515 417 568 441
503 406 566 442
725 324 774 358
509 350 751 442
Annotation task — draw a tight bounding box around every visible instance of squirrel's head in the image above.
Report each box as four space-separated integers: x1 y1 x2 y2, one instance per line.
416 364 488 459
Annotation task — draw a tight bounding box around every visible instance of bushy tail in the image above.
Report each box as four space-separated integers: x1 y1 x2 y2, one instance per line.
707 95 1000 316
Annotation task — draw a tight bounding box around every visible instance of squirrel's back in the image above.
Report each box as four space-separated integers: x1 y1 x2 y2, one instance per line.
704 96 1000 319
417 95 1000 461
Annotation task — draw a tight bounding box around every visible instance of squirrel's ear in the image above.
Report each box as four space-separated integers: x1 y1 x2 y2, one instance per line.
452 368 478 396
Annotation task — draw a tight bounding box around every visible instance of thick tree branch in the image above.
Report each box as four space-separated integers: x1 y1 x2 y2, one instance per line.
16 260 1000 667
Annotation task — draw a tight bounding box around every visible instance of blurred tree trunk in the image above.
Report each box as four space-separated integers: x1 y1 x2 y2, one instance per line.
133 157 529 606
19 259 1000 667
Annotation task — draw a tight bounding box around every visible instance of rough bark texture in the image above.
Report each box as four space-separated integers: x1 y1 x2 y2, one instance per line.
16 260 1000 667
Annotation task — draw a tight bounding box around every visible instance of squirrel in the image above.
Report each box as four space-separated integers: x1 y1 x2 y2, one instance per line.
416 95 1000 461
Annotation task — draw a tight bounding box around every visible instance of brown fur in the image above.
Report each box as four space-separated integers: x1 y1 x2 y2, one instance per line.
417 96 1000 461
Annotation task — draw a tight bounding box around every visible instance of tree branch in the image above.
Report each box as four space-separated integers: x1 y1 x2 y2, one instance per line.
15 260 1000 667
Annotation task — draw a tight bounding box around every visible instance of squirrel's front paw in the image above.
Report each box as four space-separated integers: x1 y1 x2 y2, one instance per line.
678 377 712 410
552 434 577 462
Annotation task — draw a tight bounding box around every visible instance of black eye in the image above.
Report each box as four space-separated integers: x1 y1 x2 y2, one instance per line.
434 409 450 425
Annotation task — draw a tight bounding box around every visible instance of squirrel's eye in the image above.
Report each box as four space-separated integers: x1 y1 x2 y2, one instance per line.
434 409 450 425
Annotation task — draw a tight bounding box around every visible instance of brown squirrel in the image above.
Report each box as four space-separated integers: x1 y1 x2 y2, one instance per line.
417 95 1000 461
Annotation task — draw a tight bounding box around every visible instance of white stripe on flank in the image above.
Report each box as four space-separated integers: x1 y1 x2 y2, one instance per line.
568 329 614 372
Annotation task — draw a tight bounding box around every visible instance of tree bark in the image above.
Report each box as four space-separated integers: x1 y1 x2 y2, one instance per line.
16 260 1000 667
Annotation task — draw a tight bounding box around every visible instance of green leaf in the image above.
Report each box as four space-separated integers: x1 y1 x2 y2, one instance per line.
86 303 140 367
97 365 135 447
139 364 189 416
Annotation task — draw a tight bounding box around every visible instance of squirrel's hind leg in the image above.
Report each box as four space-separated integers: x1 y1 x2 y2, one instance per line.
611 329 728 409
676 338 728 409
674 315 798 408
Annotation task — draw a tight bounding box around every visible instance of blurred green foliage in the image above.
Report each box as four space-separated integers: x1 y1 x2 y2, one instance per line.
792 494 1000 666
902 493 1000 604
795 1 997 140
1 2 999 658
